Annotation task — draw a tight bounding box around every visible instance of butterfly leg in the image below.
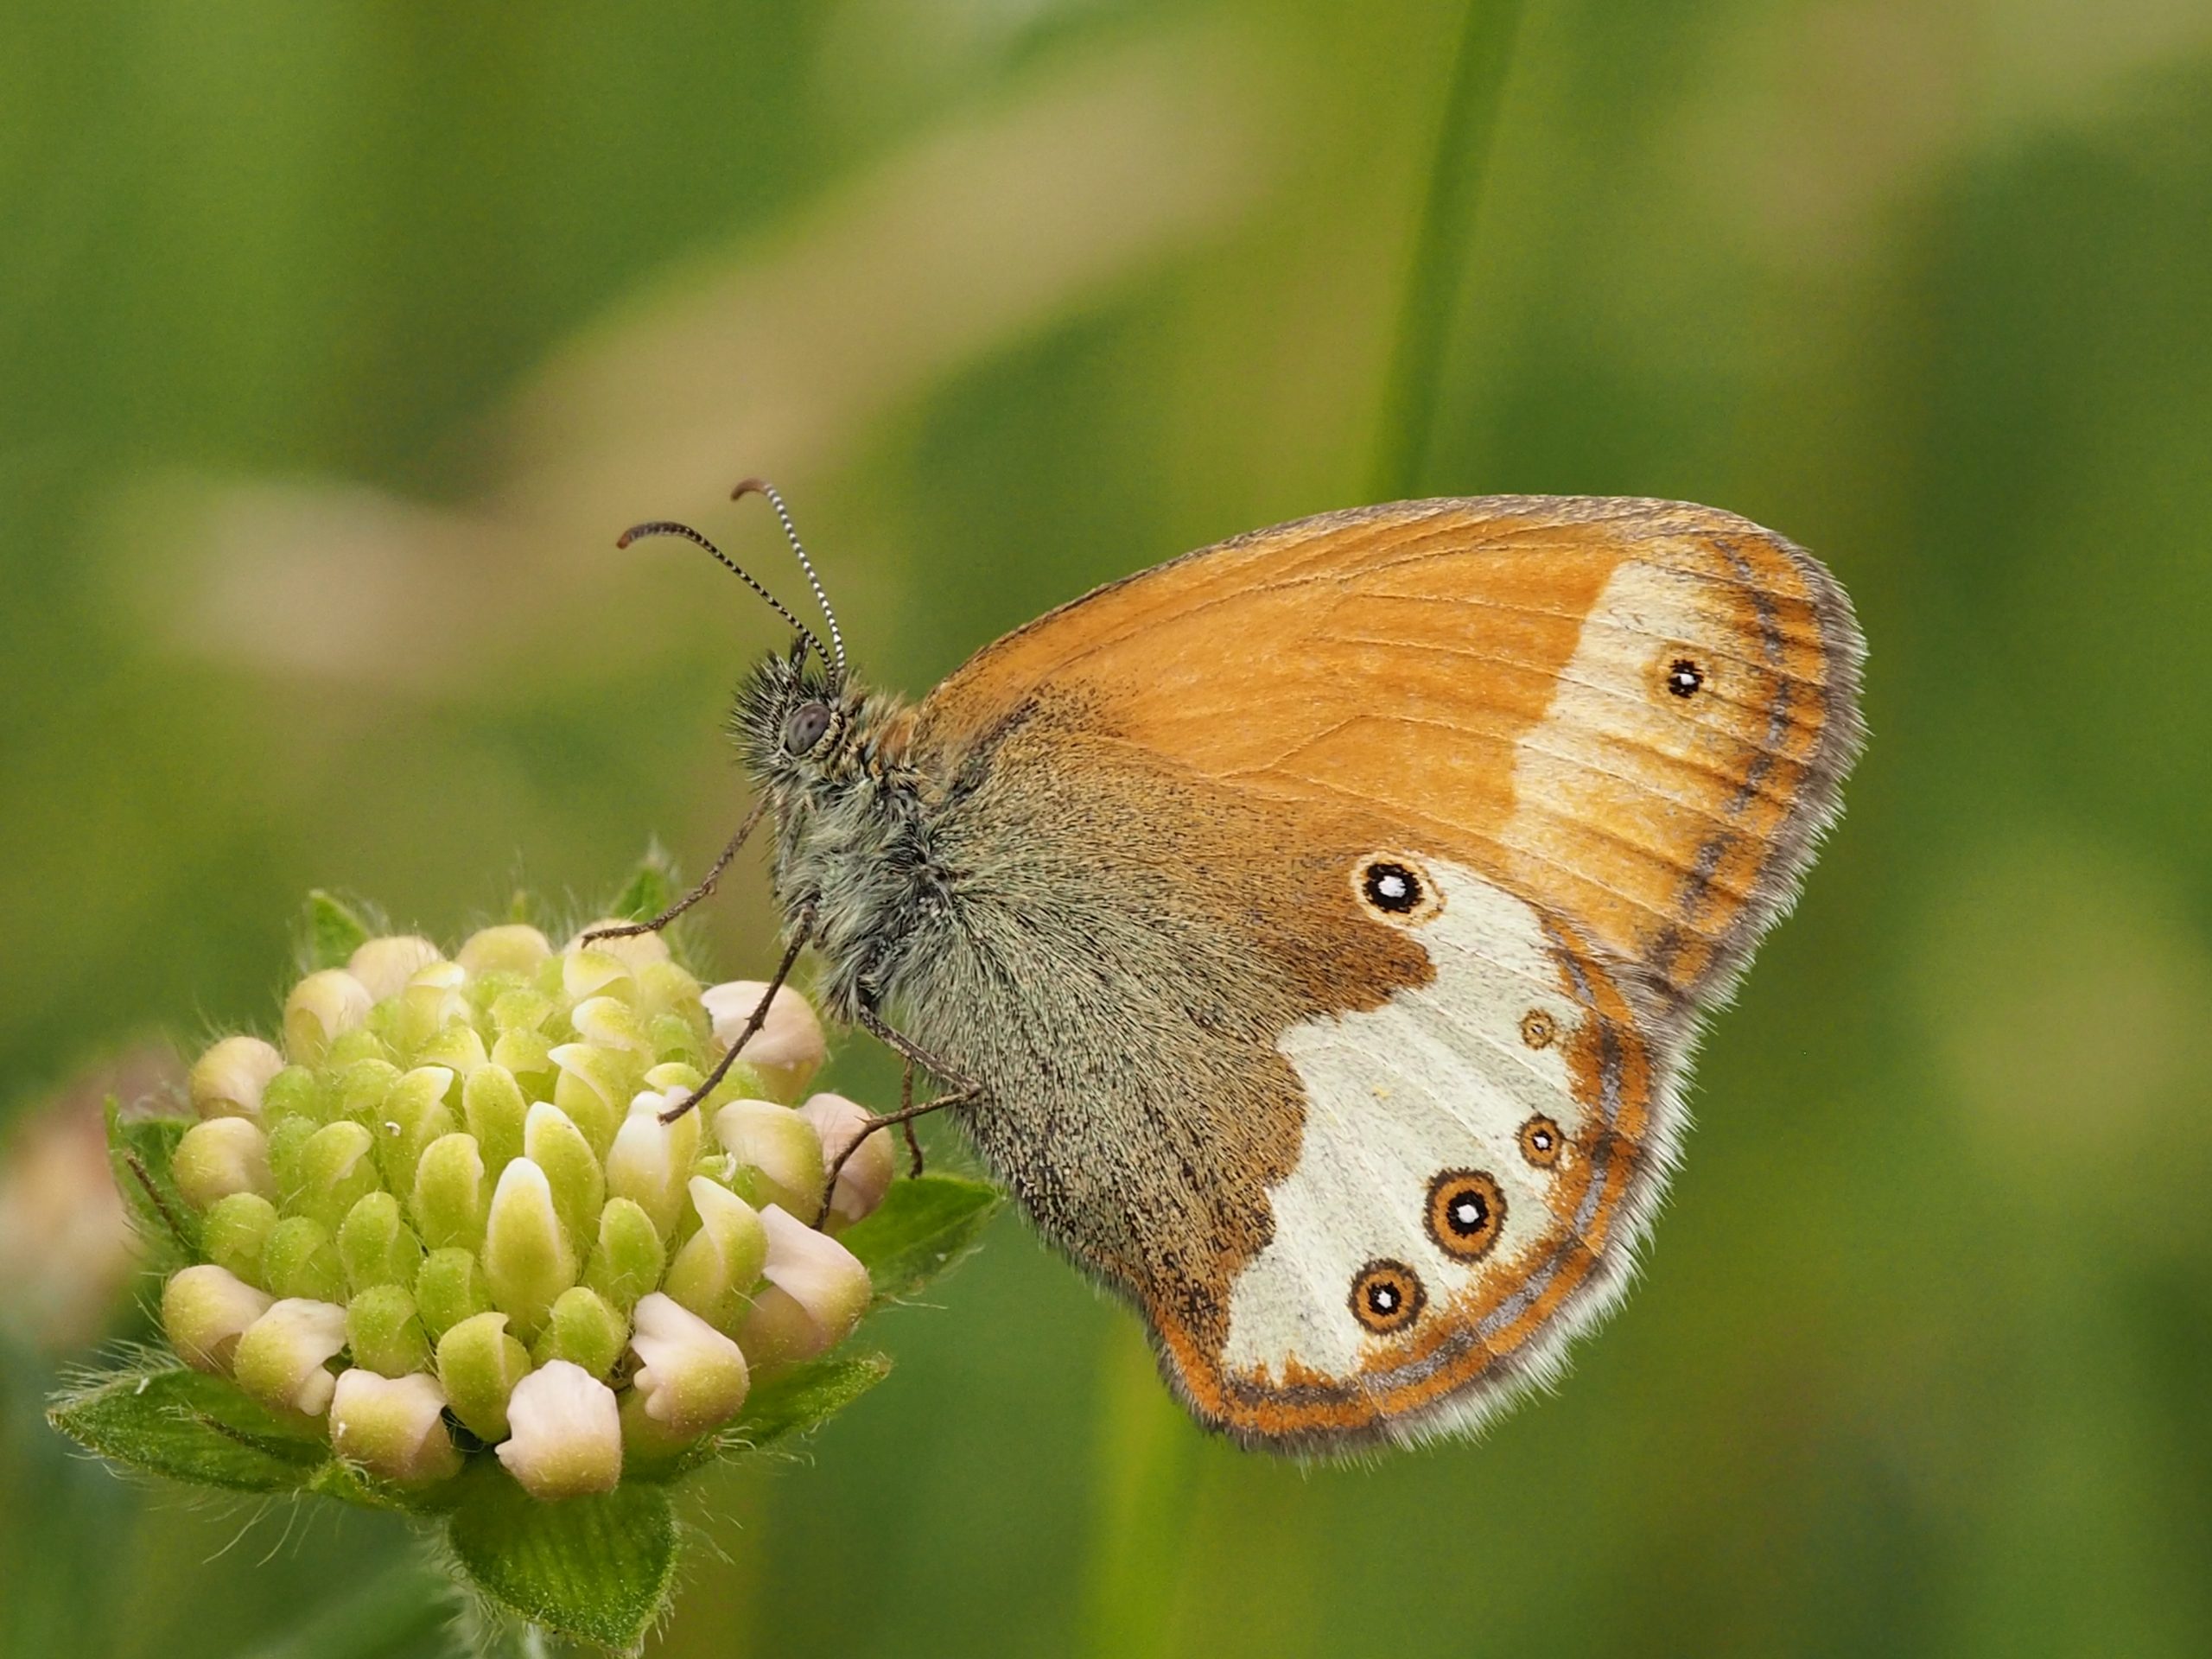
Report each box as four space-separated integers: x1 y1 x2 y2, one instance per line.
582 799 766 945
888 1059 926 1179
811 1007 982 1227
657 899 814 1125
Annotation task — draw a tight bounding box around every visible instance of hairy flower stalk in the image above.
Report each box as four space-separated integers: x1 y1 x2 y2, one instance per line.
149 916 885 1498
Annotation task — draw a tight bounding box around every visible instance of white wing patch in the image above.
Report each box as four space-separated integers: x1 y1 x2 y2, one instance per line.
1221 861 1590 1382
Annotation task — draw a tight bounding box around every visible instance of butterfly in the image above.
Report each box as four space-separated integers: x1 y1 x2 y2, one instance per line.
596 485 1865 1451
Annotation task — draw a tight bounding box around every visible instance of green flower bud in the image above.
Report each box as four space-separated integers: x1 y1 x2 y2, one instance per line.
488 988 555 1036
372 1066 456 1194
346 1283 432 1377
188 1035 285 1122
346 935 444 1001
173 1116 276 1211
714 1100 826 1218
561 947 635 1006
412 1131 488 1251
605 1090 698 1241
663 1177 766 1335
646 1014 707 1070
259 1065 326 1125
338 1192 423 1294
570 995 652 1058
415 1020 489 1080
461 1064 528 1173
234 1298 350 1415
295 1119 381 1230
496 1360 621 1501
265 1113 319 1204
162 1263 272 1375
632 961 706 1030
324 1027 395 1070
583 1198 666 1313
569 920 670 972
627 1291 748 1440
546 1044 633 1154
332 1057 402 1124
284 970 373 1065
436 1311 531 1441
415 1246 492 1341
531 1286 629 1380
456 923 551 978
489 1028 556 1098
330 1369 462 1486
203 1192 281 1287
262 1215 346 1302
524 1103 604 1255
483 1158 577 1341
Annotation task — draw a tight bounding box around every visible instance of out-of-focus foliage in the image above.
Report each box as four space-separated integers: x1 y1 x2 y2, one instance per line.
3 2 2209 1655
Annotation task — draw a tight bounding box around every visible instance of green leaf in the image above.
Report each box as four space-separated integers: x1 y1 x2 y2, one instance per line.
48 1367 327 1493
105 1099 200 1263
446 1464 679 1651
838 1174 1002 1303
609 848 676 924
307 889 373 970
731 1352 892 1451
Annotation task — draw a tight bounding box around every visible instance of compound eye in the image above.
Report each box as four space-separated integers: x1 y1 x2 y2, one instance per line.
784 701 832 755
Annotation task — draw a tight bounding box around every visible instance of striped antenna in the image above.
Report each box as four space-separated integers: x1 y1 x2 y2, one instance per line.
614 518 831 674
732 478 845 677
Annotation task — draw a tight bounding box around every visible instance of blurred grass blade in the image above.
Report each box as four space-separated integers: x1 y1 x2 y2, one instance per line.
239 1558 460 1659
1372 0 1529 499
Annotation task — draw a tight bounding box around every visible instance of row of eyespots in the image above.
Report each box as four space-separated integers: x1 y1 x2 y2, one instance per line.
1347 1122 1569 1336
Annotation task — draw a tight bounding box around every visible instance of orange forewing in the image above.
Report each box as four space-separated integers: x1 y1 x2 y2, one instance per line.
919 496 1863 1007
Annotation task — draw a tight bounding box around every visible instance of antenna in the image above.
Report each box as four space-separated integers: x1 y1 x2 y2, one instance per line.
732 478 844 677
615 519 831 673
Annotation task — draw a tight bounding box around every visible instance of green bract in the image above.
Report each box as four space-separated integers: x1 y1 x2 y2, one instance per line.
52 870 1001 1653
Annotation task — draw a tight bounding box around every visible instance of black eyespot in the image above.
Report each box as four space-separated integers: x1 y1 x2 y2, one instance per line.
1518 1116 1563 1170
1425 1170 1506 1262
783 701 833 755
1350 1259 1426 1335
1665 658 1704 698
1362 861 1421 914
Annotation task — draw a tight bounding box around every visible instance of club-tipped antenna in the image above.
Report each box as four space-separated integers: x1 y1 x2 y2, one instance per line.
615 518 830 672
733 477 844 677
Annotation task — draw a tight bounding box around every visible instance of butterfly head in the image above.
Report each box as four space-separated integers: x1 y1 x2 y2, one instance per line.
734 637 853 779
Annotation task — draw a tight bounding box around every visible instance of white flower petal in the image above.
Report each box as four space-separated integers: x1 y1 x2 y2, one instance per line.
496 1360 622 1500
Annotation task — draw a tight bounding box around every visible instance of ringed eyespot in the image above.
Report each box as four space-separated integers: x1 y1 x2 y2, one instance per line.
1519 1009 1557 1050
783 701 833 755
1518 1116 1563 1169
1664 657 1705 699
1353 855 1440 924
1425 1170 1506 1262
1348 1259 1426 1335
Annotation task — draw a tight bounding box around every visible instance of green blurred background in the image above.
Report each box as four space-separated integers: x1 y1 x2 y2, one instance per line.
4 1 2209 1654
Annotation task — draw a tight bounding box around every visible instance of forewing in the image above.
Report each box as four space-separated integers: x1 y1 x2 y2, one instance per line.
918 496 1865 1012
